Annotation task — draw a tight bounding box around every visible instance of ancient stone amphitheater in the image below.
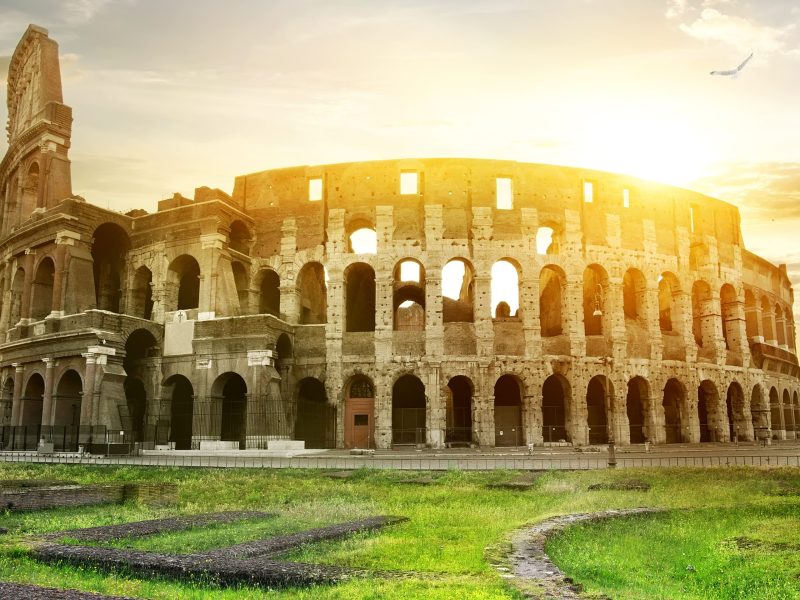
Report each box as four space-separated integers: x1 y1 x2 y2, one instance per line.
0 25 797 453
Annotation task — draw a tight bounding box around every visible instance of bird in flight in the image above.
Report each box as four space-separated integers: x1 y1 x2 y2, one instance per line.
710 52 753 78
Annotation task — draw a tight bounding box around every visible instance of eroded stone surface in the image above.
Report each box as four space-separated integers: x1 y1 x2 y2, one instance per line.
0 583 135 600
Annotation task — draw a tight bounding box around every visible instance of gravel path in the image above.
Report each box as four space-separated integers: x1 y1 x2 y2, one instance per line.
500 508 661 599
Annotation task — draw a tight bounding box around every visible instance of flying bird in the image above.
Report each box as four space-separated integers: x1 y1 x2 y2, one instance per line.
710 52 753 78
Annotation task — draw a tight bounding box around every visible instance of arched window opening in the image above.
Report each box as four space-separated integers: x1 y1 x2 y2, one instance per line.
54 370 82 450
658 273 678 333
761 296 775 342
345 375 375 449
494 375 523 447
622 268 647 322
231 261 250 315
349 227 377 254
258 270 280 316
229 220 251 255
297 262 327 324
92 223 130 313
626 377 649 443
663 379 685 443
583 265 609 336
539 266 564 337
691 281 712 347
21 373 44 428
446 376 473 445
22 162 40 214
536 226 558 255
726 382 746 441
442 259 474 323
165 375 193 450
782 389 794 437
744 289 758 339
131 266 153 320
542 374 570 443
124 329 158 378
775 304 787 347
491 260 519 318
123 378 146 442
698 380 721 442
720 284 739 350
9 267 24 325
345 262 376 332
295 378 335 449
31 257 55 320
769 387 781 436
392 375 426 445
586 376 611 444
168 255 201 311
393 260 425 331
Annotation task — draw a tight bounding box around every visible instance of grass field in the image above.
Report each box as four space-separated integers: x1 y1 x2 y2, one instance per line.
0 463 798 599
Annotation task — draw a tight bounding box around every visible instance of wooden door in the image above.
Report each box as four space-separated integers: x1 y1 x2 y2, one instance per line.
345 398 374 449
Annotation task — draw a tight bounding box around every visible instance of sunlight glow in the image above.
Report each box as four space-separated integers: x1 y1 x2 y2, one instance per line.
350 228 377 254
491 261 519 316
535 227 554 255
442 260 466 300
399 260 421 282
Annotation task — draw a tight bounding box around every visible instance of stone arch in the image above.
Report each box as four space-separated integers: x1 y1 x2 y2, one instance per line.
231 261 250 315
163 374 193 450
0 378 13 426
21 160 40 215
662 378 686 443
782 389 794 438
698 379 724 442
761 296 774 342
446 375 473 445
21 372 44 428
626 376 649 443
53 369 82 449
30 256 55 320
393 259 425 331
751 384 769 441
769 386 781 437
658 272 680 332
494 374 524 446
348 222 377 254
344 374 375 449
586 375 612 444
720 284 740 351
167 254 201 311
229 220 251 255
295 377 335 449
726 381 747 441
491 259 520 318
442 258 475 323
744 289 758 339
123 328 158 441
539 265 565 337
542 374 570 443
775 304 787 347
210 372 247 449
691 280 713 347
392 374 426 445
297 262 327 324
622 268 647 322
344 262 376 332
92 223 130 313
257 269 280 316
583 264 609 336
130 266 153 320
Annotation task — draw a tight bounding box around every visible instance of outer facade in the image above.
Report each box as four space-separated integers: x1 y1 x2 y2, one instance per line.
1 26 798 452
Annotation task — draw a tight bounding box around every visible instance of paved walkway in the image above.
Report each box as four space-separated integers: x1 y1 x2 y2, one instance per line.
1 442 798 470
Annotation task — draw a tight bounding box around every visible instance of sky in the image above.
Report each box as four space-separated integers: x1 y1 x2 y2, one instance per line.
0 0 798 325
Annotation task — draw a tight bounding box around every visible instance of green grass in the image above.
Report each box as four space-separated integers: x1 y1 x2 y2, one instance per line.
0 464 798 599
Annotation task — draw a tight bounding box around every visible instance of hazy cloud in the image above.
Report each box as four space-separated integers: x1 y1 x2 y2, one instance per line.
679 8 797 56
0 55 10 85
61 0 117 25
692 161 800 220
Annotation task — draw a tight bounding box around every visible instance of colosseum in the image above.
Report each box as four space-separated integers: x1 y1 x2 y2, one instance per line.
0 25 798 454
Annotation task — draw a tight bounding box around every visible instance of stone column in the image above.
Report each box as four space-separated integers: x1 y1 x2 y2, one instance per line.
0 262 12 334
524 391 542 445
676 289 696 362
426 364 443 448
519 271 541 357
10 364 24 426
564 278 585 357
425 270 443 357
199 233 226 319
374 274 393 361
606 280 627 361
40 358 55 427
474 274 494 358
80 354 97 443
646 283 663 361
647 392 666 445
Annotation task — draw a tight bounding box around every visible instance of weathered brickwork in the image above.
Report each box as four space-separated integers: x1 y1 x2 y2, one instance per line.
0 25 797 453
0 482 177 512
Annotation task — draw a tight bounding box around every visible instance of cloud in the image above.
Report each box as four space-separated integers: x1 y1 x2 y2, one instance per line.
61 0 117 25
0 55 10 85
692 161 800 220
673 5 799 56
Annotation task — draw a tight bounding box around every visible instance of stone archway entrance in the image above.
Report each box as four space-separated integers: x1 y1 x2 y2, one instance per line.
586 376 610 444
392 375 426 445
663 379 685 443
295 378 335 449
165 375 193 450
542 375 569 444
446 376 473 446
344 376 375 449
494 375 523 447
